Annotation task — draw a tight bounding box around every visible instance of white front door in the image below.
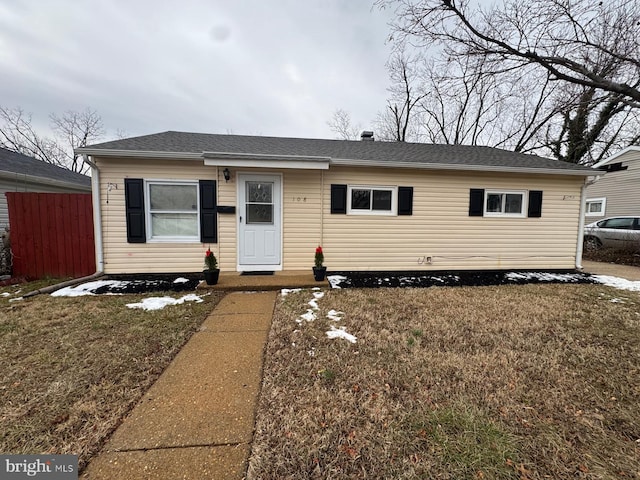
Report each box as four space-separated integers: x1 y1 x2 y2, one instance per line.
238 174 282 269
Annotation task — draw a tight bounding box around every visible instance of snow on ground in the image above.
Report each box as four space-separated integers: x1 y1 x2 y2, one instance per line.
326 325 357 343
591 275 640 292
8 297 23 302
1 292 10 297
51 280 128 297
284 287 357 343
505 272 587 282
327 275 348 289
126 294 203 311
173 277 189 284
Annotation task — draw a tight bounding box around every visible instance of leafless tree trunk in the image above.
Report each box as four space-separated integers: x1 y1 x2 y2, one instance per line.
375 52 428 142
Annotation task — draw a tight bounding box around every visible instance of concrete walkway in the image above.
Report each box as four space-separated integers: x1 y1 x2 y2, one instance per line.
582 260 640 281
82 291 277 480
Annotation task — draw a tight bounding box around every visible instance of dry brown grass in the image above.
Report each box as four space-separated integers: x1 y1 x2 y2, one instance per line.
0 281 223 471
249 284 640 479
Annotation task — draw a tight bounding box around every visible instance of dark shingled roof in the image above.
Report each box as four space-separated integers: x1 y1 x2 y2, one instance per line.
0 147 91 187
80 130 594 173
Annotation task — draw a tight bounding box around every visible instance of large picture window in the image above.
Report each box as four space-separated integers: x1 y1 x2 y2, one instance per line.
347 185 397 215
146 181 199 240
484 190 526 217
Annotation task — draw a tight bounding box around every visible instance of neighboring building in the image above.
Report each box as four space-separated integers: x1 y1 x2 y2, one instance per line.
585 146 640 221
0 147 91 230
76 131 595 275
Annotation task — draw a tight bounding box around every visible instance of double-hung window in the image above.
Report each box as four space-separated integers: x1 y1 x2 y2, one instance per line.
484 190 526 217
146 181 199 241
347 185 397 215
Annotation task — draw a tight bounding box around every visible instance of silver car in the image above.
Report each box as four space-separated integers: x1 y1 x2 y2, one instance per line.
583 216 640 250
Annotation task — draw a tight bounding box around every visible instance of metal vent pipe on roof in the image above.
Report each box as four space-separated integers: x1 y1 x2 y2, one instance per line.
360 131 374 141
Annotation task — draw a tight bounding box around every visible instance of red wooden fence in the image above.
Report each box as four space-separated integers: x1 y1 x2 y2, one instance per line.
6 192 95 279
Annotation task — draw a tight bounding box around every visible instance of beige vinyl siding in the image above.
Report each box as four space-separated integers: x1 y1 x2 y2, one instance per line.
322 167 583 271
97 157 583 273
585 151 640 221
96 158 219 274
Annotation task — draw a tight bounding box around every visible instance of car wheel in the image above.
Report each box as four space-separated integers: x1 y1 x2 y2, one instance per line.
584 236 602 251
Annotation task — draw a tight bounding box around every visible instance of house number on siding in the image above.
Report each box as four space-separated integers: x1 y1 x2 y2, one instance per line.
292 197 307 202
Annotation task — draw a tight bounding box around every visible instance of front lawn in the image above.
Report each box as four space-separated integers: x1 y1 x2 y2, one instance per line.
249 284 640 479
0 281 223 471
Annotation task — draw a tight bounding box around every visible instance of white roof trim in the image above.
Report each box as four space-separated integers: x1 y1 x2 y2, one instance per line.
203 151 330 170
592 146 640 168
329 158 594 176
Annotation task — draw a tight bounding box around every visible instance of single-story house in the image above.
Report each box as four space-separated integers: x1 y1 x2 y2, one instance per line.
584 146 640 221
76 131 596 275
0 147 92 230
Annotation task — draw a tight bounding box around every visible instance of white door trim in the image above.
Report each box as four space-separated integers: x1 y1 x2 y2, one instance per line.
236 173 283 271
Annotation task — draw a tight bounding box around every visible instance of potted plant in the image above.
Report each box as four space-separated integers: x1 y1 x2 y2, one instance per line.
203 248 220 285
313 245 326 281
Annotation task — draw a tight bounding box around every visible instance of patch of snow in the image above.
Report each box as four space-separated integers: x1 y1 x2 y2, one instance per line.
296 309 317 324
173 277 189 284
610 298 625 303
327 309 345 322
1 292 10 297
51 280 128 297
592 275 640 292
312 287 321 290
313 291 325 299
505 272 586 282
327 275 347 289
281 288 302 296
126 294 203 311
307 348 315 357
9 297 23 302
326 325 357 343
308 299 319 310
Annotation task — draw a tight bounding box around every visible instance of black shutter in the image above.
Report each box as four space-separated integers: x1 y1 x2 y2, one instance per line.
528 190 543 218
469 188 485 217
398 186 413 215
199 180 217 243
331 184 347 214
125 178 146 243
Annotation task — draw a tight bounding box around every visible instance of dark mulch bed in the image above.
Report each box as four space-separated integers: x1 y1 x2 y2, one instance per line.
327 270 597 289
94 274 203 294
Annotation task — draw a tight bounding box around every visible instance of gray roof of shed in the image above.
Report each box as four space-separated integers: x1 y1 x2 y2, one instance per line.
78 131 594 174
0 147 91 187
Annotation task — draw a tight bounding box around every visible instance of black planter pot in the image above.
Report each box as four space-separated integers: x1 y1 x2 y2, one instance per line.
203 269 220 285
312 266 327 282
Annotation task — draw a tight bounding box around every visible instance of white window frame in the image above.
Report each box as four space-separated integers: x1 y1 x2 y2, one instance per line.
145 180 200 242
484 190 527 218
585 197 606 217
347 185 398 216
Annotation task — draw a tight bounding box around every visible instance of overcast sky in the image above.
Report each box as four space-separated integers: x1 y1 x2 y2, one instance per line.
0 0 396 142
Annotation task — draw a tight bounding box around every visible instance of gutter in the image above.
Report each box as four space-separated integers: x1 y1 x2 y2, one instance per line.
82 155 104 274
575 175 601 270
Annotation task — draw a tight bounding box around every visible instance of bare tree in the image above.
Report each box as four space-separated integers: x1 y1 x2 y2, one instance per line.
375 52 428 142
378 0 640 163
382 0 640 105
0 106 104 173
328 109 362 140
50 108 104 173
